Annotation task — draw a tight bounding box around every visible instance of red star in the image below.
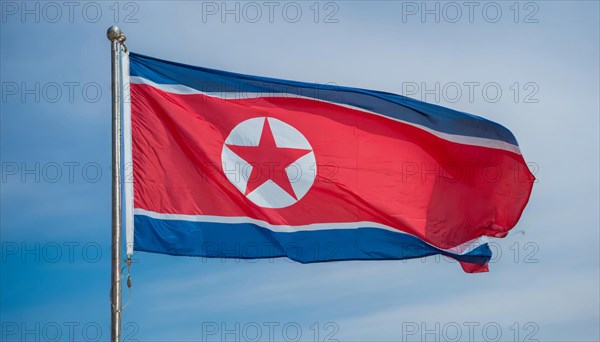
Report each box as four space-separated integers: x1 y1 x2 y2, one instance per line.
226 118 311 199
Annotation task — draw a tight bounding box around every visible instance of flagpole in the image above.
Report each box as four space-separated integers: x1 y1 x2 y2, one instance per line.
107 25 125 342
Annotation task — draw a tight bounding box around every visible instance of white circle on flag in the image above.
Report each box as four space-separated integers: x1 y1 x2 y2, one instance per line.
221 117 317 209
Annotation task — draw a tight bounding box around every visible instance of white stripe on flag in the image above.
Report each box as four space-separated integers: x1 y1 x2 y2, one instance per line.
130 75 522 155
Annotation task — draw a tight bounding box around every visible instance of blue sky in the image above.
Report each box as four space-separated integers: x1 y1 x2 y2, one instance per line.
1 1 599 341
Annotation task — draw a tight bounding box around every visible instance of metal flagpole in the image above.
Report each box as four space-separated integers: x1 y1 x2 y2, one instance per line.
107 25 125 342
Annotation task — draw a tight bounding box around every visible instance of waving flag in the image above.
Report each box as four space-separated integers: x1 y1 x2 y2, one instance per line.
123 52 534 273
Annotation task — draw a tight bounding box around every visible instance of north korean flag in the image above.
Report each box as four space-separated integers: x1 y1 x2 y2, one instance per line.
124 52 534 273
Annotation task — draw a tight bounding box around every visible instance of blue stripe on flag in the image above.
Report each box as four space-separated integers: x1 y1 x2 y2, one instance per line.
134 214 491 266
129 52 519 146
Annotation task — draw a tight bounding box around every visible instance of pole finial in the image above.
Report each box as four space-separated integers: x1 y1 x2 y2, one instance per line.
107 26 122 41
